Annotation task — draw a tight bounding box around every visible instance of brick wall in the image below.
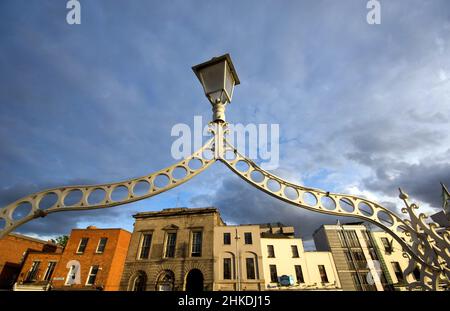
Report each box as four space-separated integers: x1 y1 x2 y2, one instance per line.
0 233 60 289
49 228 131 291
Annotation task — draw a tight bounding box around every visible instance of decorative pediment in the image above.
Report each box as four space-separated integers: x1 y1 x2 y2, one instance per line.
162 224 179 230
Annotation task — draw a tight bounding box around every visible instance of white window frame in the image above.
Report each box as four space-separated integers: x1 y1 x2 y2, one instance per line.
96 237 108 254
190 230 203 257
76 237 89 254
85 265 100 286
42 261 57 281
164 231 177 258
27 260 41 281
137 232 153 260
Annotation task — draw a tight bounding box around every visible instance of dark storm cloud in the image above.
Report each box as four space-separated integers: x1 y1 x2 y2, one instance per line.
362 161 450 209
0 180 142 236
12 206 140 237
192 175 354 240
1 0 450 239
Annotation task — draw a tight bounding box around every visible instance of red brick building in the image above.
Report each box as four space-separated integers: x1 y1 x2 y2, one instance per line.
15 226 131 291
0 233 62 289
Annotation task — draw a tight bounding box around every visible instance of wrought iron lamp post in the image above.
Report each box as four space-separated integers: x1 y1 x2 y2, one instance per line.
0 54 449 291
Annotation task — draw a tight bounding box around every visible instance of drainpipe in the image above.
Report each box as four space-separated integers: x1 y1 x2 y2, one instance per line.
235 227 241 291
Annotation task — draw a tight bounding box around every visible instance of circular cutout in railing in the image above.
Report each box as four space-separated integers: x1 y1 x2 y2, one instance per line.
339 198 355 213
172 166 187 180
250 170 265 183
87 188 106 205
358 202 374 216
377 211 394 227
303 192 318 206
224 150 236 161
267 179 281 192
111 185 129 202
12 202 32 220
64 189 83 206
202 149 214 161
235 160 250 173
133 180 150 196
154 174 170 189
39 192 58 210
284 187 299 200
188 158 203 170
321 196 336 210
0 218 5 230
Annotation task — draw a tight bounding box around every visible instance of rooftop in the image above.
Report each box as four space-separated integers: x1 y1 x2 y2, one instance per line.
9 232 59 246
133 207 220 219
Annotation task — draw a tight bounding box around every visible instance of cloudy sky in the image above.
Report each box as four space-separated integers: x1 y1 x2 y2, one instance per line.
1 1 449 249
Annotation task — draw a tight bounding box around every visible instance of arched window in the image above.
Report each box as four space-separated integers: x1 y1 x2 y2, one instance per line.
129 271 147 291
156 270 175 291
222 252 235 280
244 252 259 280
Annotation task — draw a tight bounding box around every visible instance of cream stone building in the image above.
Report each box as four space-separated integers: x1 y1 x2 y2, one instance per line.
370 231 415 290
213 224 265 291
120 207 225 291
259 223 340 290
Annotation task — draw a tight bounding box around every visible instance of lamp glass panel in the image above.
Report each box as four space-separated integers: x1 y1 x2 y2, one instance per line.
198 61 225 95
224 62 235 101
208 90 228 104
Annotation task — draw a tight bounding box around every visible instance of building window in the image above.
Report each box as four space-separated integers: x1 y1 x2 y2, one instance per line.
381 238 392 253
43 261 57 281
96 238 108 253
191 231 202 257
246 258 256 279
343 250 355 270
165 232 177 258
318 265 329 283
156 270 174 291
269 265 278 283
351 272 362 291
139 233 152 259
362 230 373 247
244 232 252 244
86 265 100 285
77 238 89 254
295 265 304 283
368 248 378 261
391 261 404 282
223 258 232 280
26 261 40 282
132 274 147 291
223 232 231 245
267 245 275 258
352 250 367 269
291 245 299 258
345 230 360 248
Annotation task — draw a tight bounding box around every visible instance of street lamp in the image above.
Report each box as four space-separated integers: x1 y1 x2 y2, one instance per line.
192 53 240 123
0 53 448 291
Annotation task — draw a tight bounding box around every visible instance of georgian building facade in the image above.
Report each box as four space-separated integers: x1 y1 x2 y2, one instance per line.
14 226 131 291
259 223 340 290
120 207 225 291
213 224 265 291
0 233 62 289
370 231 413 290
